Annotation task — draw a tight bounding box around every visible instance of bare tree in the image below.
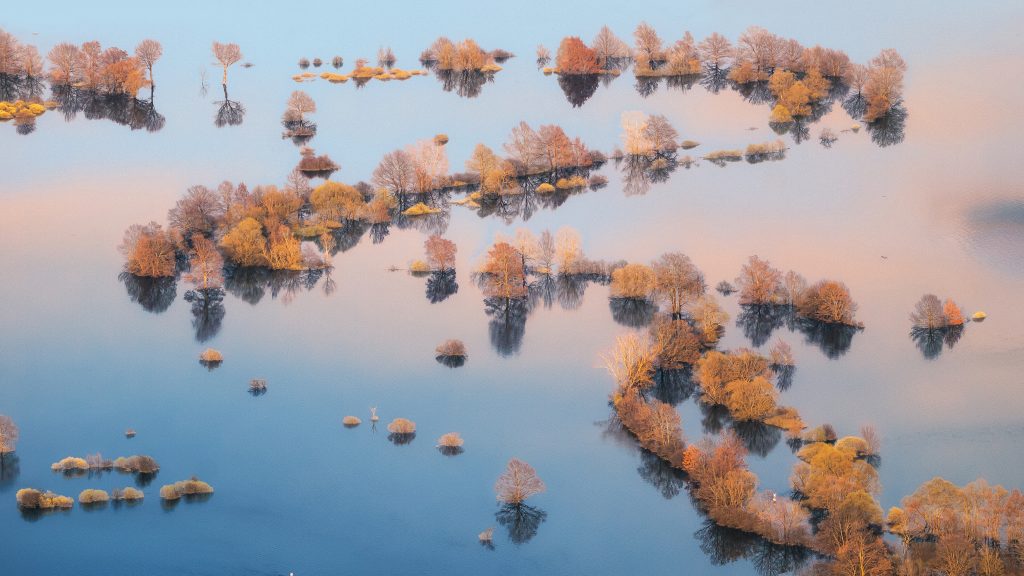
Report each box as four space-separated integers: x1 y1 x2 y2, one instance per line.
47 42 82 85
602 333 655 393
633 22 663 65
495 458 546 504
592 25 630 67
212 41 243 87
288 90 316 116
698 32 733 70
405 139 449 193
621 111 653 156
652 252 705 317
134 39 162 88
373 150 416 196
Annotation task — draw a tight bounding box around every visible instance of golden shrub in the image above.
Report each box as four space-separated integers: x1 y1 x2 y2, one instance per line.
342 416 361 427
50 457 89 471
387 418 416 434
79 489 110 504
437 432 464 448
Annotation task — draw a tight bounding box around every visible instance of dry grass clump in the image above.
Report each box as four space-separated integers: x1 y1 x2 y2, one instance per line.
387 418 416 435
705 149 743 162
680 140 700 149
402 202 440 216
124 429 136 438
249 379 267 393
435 339 467 358
536 182 556 194
409 260 430 273
342 416 361 427
478 527 494 542
51 457 89 472
111 487 144 501
160 477 214 500
113 455 160 474
555 176 588 190
744 140 786 161
79 489 110 504
297 149 339 175
16 488 74 509
588 174 608 189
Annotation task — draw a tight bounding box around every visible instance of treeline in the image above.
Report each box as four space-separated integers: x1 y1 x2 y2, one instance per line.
540 23 906 129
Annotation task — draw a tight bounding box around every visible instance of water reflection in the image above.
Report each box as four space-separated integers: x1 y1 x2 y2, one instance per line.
735 305 860 359
119 272 177 314
694 520 811 576
650 368 696 406
50 85 165 132
609 297 657 328
636 449 687 499
432 69 494 98
495 503 547 545
387 432 416 446
558 74 599 108
0 454 20 491
909 324 965 359
425 270 458 303
732 420 782 458
214 85 245 128
185 288 225 343
224 267 330 306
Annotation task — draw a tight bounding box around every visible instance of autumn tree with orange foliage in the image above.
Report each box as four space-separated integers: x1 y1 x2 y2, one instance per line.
481 242 527 300
863 49 906 122
798 280 859 325
424 235 456 272
555 36 599 75
120 222 178 277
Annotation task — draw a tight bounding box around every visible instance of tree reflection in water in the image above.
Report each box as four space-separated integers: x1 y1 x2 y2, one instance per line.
910 324 964 359
495 503 547 545
214 85 245 127
119 272 177 314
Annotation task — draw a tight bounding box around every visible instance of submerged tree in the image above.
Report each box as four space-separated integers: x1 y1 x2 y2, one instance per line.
134 39 162 90
495 458 546 505
212 41 243 87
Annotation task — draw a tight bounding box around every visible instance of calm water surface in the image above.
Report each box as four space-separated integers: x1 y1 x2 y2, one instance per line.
1 1 1023 574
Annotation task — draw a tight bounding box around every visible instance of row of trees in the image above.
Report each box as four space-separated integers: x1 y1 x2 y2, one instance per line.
420 37 504 73
47 39 162 96
541 24 905 123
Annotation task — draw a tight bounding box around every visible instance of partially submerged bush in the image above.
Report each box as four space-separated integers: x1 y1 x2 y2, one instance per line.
249 379 267 394
113 455 160 474
536 182 556 194
199 348 223 368
16 488 74 509
705 149 743 163
409 260 430 274
798 280 860 326
111 487 144 501
610 263 655 299
680 140 700 149
402 202 440 216
79 489 110 504
588 174 608 189
387 418 416 435
437 433 465 455
434 134 449 146
160 477 214 500
802 424 837 444
436 339 467 358
342 416 361 427
555 176 587 190
51 457 89 472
